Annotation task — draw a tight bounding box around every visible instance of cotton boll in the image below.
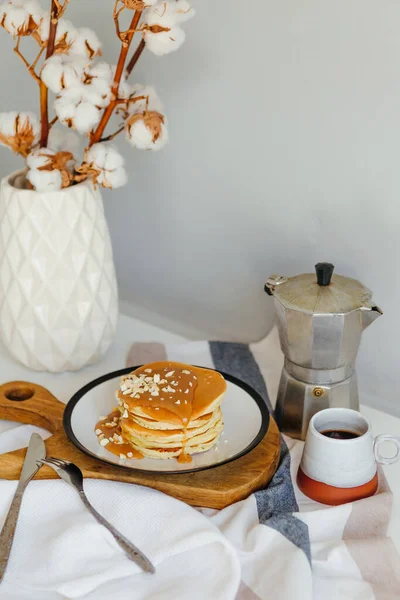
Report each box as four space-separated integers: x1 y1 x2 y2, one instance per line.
147 0 195 24
0 111 19 138
89 86 113 114
84 143 127 189
89 62 113 83
127 119 154 149
26 148 55 170
118 77 131 100
54 87 82 123
27 167 62 192
24 0 44 23
73 102 101 135
0 1 44 36
86 73 112 107
82 83 109 108
101 145 125 170
3 111 40 140
86 143 107 169
127 118 168 150
38 16 78 52
142 0 194 55
144 26 186 56
54 86 102 134
126 111 168 151
24 0 44 16
71 27 102 59
90 63 130 101
105 167 127 189
55 18 78 48
81 61 116 107
0 111 40 156
0 6 26 36
37 14 51 41
18 111 40 139
173 0 196 22
41 54 88 94
27 147 74 191
145 11 178 30
26 149 63 192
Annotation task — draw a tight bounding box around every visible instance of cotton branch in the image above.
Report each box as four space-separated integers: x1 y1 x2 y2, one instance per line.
126 38 145 76
39 0 61 147
113 1 125 40
53 0 70 18
14 38 41 84
90 8 143 146
100 125 125 142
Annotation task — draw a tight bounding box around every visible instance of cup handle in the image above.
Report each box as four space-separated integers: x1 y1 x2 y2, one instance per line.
374 434 400 465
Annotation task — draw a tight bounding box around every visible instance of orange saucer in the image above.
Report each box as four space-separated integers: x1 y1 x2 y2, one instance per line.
297 468 378 505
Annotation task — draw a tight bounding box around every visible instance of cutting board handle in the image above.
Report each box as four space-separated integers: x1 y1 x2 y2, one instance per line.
0 381 64 433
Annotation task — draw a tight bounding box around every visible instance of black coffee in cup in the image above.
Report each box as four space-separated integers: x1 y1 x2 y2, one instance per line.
321 429 360 440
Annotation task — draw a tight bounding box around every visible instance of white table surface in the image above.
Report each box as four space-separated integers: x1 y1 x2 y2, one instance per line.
0 313 399 552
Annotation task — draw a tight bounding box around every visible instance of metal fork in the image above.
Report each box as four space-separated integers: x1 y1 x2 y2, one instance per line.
38 457 155 574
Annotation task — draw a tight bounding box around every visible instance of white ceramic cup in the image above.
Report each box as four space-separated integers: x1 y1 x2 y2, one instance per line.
297 408 400 505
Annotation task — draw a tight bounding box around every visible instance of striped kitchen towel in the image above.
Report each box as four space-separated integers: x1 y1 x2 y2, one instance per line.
127 338 400 600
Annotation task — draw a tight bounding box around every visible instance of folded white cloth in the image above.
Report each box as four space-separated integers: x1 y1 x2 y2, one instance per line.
0 478 240 600
0 332 399 600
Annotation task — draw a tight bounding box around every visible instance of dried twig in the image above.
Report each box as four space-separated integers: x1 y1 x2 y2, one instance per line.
113 0 143 46
32 30 44 47
126 38 145 76
113 0 125 40
49 116 58 129
100 125 125 142
14 38 41 83
116 94 147 106
40 0 60 147
90 9 143 146
31 45 46 70
53 0 63 14
53 0 69 19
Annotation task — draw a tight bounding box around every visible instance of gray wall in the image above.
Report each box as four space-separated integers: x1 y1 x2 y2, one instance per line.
1 1 400 414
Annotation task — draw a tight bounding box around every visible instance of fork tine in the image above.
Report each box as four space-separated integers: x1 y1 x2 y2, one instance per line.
40 457 64 467
50 458 71 466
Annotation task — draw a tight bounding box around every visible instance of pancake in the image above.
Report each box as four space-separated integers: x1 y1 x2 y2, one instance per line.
121 410 223 447
120 409 216 431
95 362 226 463
123 418 223 452
127 435 222 460
119 396 223 427
121 408 223 443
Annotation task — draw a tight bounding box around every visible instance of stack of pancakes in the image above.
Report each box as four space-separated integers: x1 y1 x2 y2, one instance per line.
115 361 226 462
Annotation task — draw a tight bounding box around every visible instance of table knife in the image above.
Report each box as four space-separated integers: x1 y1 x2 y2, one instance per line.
0 433 46 582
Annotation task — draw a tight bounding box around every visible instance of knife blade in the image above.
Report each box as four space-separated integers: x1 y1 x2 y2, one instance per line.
0 433 46 582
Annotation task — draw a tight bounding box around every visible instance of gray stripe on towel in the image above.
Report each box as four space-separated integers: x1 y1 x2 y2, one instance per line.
209 341 311 563
209 342 272 411
255 449 311 563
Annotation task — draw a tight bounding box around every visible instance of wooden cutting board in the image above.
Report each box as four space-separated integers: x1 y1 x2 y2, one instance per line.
0 381 281 509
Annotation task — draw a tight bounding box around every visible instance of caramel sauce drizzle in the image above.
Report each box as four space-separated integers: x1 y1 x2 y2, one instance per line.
95 362 227 463
95 411 144 459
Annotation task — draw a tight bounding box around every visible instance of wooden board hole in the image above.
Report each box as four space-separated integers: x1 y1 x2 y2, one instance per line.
5 387 35 401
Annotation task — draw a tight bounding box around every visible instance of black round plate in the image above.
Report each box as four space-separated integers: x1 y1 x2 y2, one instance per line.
63 366 270 475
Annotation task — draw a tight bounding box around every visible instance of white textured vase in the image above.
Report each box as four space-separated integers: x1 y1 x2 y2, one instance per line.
0 170 119 372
